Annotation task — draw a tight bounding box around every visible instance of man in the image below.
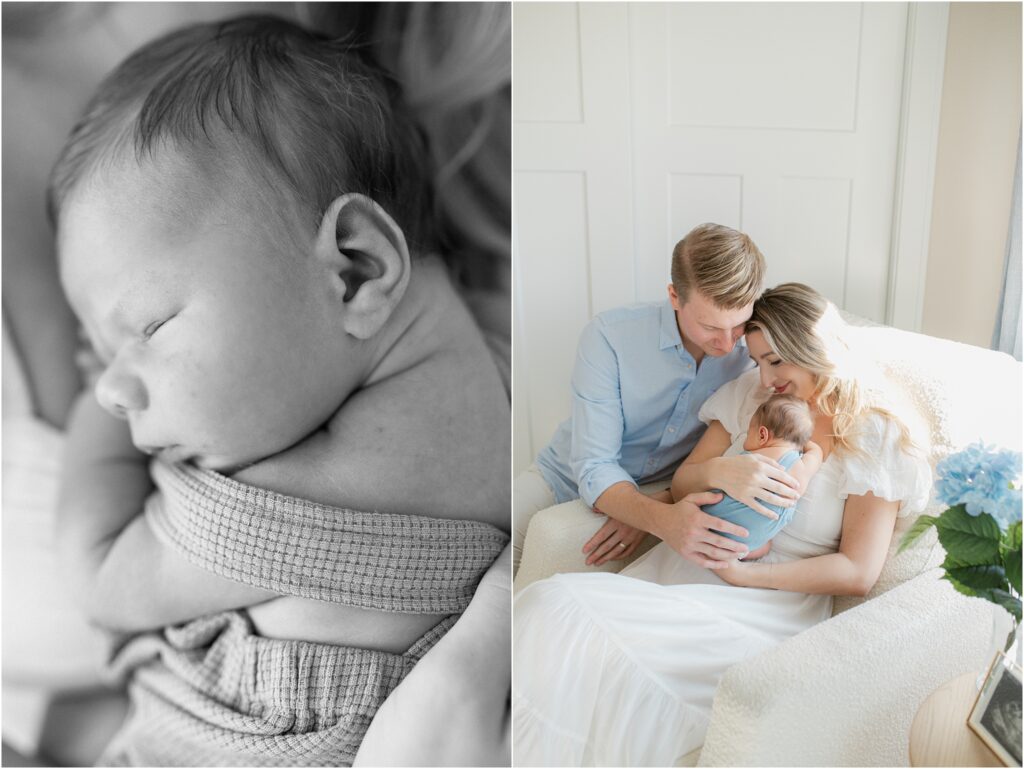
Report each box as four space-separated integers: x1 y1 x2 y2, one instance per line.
513 223 800 573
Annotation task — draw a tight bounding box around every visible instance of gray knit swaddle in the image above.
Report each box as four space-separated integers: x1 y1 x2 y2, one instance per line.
99 461 508 767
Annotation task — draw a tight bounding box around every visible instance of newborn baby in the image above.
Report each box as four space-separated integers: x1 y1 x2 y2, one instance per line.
702 394 823 557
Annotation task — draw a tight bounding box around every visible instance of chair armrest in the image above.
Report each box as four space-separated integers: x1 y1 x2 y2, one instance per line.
513 498 659 593
698 570 995 767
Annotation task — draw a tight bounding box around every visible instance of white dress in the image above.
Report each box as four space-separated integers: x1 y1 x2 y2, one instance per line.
512 370 931 767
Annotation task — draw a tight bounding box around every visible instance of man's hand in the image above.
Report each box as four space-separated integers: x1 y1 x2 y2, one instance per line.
582 516 647 566
705 453 799 518
655 491 751 569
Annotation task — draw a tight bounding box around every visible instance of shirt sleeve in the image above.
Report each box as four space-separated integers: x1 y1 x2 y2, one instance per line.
697 369 765 441
836 413 932 517
568 319 637 507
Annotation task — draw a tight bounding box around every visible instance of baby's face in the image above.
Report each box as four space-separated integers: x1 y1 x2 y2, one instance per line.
58 159 353 472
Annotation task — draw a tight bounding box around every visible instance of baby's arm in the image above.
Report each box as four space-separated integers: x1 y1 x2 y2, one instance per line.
58 392 279 632
786 440 824 493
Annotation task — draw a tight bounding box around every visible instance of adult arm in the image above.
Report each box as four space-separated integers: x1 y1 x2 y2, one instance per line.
582 486 672 566
565 320 664 564
354 546 511 767
588 485 748 568
57 391 279 632
716 491 898 596
670 420 800 517
588 417 800 567
565 320 640 509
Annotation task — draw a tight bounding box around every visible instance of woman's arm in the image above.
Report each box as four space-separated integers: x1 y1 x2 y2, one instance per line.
717 491 898 596
57 392 279 631
670 420 800 517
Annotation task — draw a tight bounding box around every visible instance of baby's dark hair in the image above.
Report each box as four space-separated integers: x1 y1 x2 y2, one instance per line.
752 394 813 447
47 15 434 251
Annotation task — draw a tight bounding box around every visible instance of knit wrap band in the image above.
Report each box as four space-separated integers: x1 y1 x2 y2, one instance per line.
145 460 509 614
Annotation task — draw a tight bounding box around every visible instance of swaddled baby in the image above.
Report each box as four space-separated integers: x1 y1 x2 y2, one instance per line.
702 394 823 558
52 16 509 766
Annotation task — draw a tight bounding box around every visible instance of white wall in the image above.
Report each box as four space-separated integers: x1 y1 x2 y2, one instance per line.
921 2 1022 348
513 2 945 473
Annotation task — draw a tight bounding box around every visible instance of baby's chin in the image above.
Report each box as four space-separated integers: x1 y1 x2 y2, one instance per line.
192 453 258 475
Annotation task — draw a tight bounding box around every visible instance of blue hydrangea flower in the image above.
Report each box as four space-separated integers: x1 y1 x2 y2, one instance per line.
935 442 1022 530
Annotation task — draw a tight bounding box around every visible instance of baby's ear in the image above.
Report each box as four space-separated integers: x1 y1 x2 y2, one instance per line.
315 193 411 339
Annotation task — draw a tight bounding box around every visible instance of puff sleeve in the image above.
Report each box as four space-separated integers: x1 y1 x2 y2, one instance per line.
697 369 765 442
836 413 932 517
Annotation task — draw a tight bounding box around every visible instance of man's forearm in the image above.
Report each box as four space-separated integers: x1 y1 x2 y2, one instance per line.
592 482 673 538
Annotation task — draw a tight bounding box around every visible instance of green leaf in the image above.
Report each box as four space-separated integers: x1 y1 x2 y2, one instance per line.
1002 544 1022 595
943 579 1023 622
935 506 1002 565
1007 520 1022 551
945 564 1008 593
899 515 939 554
974 588 1023 623
943 573 979 598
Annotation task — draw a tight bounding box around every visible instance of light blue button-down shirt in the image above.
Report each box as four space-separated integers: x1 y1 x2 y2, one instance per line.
535 300 753 507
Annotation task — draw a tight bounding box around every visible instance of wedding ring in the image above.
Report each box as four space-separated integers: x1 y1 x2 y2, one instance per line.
617 542 627 549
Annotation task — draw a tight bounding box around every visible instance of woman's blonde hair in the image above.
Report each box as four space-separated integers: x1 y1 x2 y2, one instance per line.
747 283 918 457
670 223 766 309
302 3 511 291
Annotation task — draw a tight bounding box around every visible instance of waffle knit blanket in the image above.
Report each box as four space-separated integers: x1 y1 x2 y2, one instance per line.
99 461 509 767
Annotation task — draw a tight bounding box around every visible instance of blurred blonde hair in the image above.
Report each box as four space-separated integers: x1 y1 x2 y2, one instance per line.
303 3 510 291
670 223 766 309
747 283 918 457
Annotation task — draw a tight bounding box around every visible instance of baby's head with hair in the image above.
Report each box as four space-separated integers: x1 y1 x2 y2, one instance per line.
743 394 814 452
51 16 437 472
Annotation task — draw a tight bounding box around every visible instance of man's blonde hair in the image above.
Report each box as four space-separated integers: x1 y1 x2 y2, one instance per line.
670 223 766 309
753 394 814 447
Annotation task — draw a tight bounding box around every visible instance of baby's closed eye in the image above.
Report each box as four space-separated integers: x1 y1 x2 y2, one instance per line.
142 312 178 340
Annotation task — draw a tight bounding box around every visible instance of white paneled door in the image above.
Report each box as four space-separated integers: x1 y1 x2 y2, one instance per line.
514 2 938 472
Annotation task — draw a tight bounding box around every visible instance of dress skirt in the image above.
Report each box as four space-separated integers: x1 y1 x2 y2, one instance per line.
512 545 833 767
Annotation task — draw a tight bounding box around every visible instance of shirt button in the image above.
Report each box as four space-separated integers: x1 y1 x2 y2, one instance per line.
668 427 676 433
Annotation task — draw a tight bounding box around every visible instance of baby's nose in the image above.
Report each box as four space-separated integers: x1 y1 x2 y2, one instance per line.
95 365 148 418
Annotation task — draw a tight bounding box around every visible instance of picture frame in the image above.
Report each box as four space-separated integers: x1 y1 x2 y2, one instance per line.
968 651 1023 767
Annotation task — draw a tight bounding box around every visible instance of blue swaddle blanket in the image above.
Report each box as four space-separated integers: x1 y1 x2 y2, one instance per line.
703 449 802 551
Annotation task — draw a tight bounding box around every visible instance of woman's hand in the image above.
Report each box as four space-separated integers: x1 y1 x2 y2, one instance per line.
582 514 648 566
714 558 767 588
354 546 511 767
706 453 800 518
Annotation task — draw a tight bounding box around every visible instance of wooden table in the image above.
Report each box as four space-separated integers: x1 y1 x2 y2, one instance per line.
909 672 1004 767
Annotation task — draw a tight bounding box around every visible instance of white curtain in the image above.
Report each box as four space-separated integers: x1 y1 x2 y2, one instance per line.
993 128 1022 361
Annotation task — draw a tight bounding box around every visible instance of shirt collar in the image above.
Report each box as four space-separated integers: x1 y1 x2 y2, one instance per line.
659 299 683 350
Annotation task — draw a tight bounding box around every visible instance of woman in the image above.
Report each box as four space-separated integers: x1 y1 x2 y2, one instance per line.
513 283 931 766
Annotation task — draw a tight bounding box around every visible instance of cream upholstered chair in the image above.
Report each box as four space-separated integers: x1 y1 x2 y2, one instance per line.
514 323 1021 767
